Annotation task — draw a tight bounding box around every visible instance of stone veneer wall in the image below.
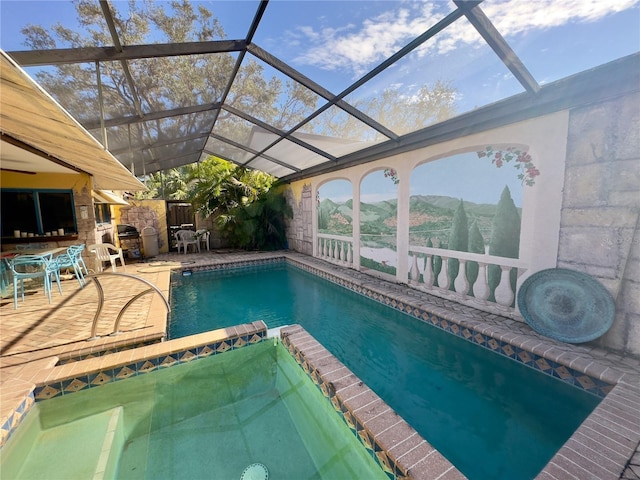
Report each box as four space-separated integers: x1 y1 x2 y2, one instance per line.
284 90 640 358
285 184 314 255
559 91 640 356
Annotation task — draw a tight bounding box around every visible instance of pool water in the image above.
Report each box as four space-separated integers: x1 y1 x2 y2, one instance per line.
0 341 386 480
170 263 602 480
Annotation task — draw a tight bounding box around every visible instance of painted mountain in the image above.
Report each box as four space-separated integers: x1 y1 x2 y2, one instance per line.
318 194 522 249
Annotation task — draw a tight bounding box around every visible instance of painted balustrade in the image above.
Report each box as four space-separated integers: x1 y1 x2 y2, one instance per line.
317 234 354 267
408 245 527 316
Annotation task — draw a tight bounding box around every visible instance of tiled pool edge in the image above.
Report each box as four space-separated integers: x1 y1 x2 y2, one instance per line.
284 255 623 396
281 324 465 480
0 321 268 447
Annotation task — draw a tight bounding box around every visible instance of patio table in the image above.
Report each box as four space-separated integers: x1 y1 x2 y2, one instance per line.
1 247 66 297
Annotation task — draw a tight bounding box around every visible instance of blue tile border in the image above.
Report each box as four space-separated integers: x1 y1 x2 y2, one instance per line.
281 332 407 480
286 257 614 398
31 328 267 402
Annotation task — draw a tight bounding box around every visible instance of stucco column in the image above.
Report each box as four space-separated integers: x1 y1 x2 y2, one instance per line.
352 174 361 270
311 183 318 257
396 166 410 283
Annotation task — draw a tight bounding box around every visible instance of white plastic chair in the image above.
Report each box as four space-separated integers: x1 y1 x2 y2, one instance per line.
196 229 210 251
88 243 126 272
175 230 200 254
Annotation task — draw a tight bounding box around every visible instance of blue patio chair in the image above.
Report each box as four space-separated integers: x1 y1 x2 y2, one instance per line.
9 253 62 309
70 244 89 276
56 245 87 287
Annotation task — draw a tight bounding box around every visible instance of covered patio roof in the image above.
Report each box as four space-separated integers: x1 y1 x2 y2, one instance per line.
0 51 146 191
1 0 638 182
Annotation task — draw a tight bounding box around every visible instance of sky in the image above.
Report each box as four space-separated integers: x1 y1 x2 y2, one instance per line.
1 0 637 91
319 151 524 206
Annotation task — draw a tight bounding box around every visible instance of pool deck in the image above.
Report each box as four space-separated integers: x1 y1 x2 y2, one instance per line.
1 250 639 479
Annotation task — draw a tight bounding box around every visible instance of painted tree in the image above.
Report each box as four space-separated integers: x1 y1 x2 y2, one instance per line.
428 237 443 287
447 199 468 290
466 220 485 296
488 186 521 302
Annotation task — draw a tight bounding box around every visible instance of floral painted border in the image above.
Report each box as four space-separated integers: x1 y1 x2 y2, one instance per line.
478 146 540 186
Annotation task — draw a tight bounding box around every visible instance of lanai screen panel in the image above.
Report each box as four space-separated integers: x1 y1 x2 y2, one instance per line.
1 0 638 180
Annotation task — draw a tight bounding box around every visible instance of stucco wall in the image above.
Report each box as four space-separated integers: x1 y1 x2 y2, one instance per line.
284 89 640 358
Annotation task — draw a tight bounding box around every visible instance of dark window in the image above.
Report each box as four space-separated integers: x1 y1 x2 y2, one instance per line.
1 189 76 237
94 203 112 225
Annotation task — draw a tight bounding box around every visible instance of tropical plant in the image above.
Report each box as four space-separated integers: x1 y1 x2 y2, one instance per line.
186 156 274 218
134 168 191 200
217 188 292 250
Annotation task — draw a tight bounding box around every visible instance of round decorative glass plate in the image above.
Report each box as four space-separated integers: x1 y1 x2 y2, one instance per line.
517 268 615 343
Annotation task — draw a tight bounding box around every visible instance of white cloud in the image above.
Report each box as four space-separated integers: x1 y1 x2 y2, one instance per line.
483 0 639 35
292 0 638 76
294 2 444 77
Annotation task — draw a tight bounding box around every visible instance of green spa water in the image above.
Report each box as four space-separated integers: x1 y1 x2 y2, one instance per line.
1 341 387 480
169 262 601 480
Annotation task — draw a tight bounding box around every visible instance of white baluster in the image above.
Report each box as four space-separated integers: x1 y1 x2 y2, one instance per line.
454 259 469 297
437 256 450 291
333 240 338 261
423 255 434 288
410 254 419 284
339 241 345 263
347 242 353 266
319 238 323 258
473 263 490 303
494 265 515 307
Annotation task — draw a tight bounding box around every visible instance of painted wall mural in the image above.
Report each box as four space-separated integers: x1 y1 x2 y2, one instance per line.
317 149 531 286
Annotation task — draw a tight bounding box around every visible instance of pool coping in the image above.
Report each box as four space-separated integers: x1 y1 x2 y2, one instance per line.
280 324 464 479
2 251 639 479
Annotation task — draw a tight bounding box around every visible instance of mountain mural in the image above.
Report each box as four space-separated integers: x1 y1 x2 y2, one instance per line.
319 194 522 249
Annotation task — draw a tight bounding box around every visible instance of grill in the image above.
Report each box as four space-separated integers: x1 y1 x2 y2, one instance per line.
117 224 140 240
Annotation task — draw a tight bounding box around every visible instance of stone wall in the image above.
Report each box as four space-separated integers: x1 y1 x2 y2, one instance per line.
285 184 313 255
559 92 640 355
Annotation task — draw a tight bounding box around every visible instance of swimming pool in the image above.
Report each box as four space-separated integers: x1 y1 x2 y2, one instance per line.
1 340 387 479
170 262 602 480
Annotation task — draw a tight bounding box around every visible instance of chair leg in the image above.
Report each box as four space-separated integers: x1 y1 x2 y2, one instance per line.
13 278 18 309
51 270 63 295
72 264 85 287
78 257 89 276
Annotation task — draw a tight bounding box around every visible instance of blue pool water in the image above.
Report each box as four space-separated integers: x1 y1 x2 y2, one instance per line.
169 263 601 480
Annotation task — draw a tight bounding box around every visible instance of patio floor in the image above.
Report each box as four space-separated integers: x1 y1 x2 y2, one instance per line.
1 249 639 479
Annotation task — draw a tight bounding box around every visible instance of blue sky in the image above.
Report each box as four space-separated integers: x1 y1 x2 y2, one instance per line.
2 0 637 89
319 151 525 206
